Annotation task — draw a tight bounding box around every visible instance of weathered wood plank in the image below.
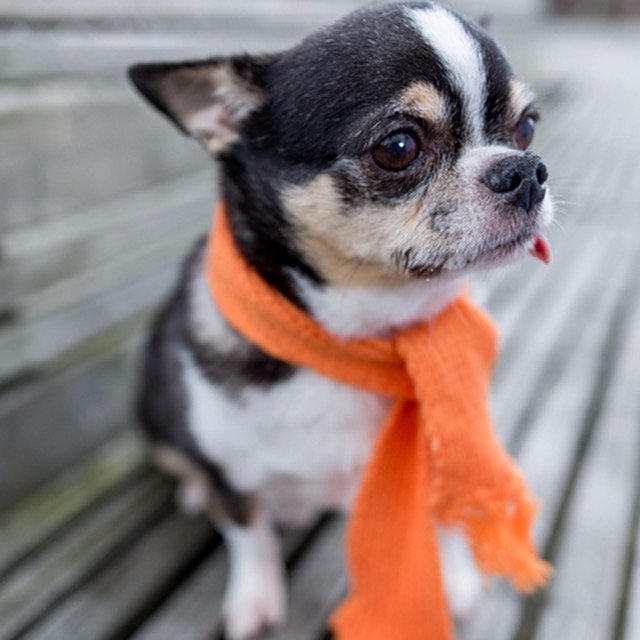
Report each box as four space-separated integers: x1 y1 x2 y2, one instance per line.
492 232 608 441
459 241 636 640
477 249 549 321
518 258 635 543
0 431 145 578
624 522 640 640
21 512 216 640
551 0 640 15
1 170 211 259
19 213 206 320
490 231 580 356
1 171 212 299
127 544 229 640
0 333 144 508
0 263 169 384
534 276 640 639
0 97 206 233
0 34 295 84
131 528 309 640
0 174 215 385
0 0 358 21
0 265 18 315
0 474 172 640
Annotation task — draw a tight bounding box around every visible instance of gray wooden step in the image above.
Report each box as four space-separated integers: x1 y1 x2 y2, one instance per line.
0 96 205 234
0 432 145 576
6 181 213 323
0 332 145 510
130 525 321 640
460 236 640 640
0 474 174 640
20 511 216 640
534 270 640 640
0 264 166 384
624 521 640 640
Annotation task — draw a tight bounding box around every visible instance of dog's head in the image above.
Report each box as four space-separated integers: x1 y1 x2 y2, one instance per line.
130 1 553 290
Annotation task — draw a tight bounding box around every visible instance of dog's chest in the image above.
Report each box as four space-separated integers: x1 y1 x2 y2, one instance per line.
182 348 391 522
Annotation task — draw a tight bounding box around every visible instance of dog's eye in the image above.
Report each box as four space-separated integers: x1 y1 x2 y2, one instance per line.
372 130 420 171
514 114 536 150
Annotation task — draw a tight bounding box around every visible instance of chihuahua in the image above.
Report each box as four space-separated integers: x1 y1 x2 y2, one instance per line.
130 2 553 638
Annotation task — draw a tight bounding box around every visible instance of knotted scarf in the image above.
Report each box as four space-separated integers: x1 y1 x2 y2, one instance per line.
206 204 551 639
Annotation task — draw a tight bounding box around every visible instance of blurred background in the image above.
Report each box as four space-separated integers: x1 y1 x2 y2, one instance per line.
0 1 639 639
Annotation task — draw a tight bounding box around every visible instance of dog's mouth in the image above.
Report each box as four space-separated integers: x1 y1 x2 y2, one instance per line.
401 230 551 280
476 230 551 266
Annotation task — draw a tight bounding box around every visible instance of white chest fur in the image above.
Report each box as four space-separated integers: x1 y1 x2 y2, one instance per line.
183 347 390 524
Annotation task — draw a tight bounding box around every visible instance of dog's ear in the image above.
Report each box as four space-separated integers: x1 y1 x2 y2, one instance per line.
128 55 275 153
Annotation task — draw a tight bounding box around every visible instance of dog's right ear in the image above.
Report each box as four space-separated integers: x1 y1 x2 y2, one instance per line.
128 55 275 154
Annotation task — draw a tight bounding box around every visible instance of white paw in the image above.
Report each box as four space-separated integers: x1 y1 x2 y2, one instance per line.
222 569 286 640
439 527 484 620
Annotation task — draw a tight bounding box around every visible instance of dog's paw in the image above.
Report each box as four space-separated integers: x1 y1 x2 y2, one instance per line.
222 567 286 639
439 528 484 620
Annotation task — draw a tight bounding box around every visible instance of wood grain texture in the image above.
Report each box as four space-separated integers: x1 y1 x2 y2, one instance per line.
0 265 167 384
21 513 216 640
131 528 310 640
460 242 640 640
0 335 144 509
0 432 145 576
624 520 640 640
0 475 172 640
0 94 205 233
534 268 640 639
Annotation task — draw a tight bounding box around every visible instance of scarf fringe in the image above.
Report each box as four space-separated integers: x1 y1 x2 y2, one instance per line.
437 493 552 592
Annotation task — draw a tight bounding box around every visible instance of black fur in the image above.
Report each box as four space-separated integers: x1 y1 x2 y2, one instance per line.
220 152 321 307
136 242 293 525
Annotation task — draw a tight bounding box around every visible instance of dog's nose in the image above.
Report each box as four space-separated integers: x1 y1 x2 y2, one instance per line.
482 153 548 212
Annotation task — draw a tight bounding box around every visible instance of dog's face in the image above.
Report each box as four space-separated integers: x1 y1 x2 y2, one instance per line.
130 2 553 288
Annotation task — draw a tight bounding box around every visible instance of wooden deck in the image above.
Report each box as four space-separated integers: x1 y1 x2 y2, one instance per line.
1 3 639 639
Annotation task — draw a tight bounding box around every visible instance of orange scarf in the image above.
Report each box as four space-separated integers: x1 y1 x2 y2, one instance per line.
206 204 550 639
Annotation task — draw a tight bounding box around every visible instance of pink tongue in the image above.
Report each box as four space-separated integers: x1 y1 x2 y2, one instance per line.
529 234 551 264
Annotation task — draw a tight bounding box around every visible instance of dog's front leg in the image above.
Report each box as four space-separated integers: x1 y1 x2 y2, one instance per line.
221 506 287 640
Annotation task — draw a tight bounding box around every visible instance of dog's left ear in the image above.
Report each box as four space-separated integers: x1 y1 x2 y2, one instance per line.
128 55 275 153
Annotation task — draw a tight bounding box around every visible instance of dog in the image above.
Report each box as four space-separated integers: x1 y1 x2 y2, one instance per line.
129 2 553 638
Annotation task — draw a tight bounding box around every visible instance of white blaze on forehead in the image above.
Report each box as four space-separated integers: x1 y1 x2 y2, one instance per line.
407 6 486 142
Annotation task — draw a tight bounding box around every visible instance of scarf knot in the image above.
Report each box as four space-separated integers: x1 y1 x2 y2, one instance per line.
207 205 551 640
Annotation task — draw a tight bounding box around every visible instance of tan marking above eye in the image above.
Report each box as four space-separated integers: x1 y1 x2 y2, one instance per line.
507 79 536 125
398 82 448 124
